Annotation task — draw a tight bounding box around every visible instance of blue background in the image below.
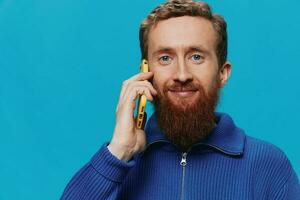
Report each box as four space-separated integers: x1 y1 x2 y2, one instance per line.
0 0 299 199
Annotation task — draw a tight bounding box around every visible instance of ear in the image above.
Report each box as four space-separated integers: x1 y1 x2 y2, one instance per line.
218 61 232 88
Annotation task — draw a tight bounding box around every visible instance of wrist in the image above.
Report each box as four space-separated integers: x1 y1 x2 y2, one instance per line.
107 143 134 162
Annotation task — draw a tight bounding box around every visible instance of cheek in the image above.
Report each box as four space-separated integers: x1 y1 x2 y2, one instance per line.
192 65 220 87
151 71 169 92
204 76 220 94
152 75 163 91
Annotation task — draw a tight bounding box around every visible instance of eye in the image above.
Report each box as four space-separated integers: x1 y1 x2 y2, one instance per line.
191 54 202 62
158 55 172 65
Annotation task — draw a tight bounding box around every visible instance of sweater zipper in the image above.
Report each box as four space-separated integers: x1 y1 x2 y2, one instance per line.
144 140 241 200
177 142 242 200
180 152 188 200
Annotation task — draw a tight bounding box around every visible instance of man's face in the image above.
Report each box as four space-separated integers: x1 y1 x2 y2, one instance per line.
147 16 231 151
148 16 226 108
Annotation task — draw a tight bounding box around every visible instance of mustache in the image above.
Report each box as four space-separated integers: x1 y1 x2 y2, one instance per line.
163 82 200 92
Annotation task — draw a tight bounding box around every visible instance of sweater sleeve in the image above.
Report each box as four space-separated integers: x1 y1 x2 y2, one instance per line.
60 142 136 200
274 169 300 200
265 147 300 200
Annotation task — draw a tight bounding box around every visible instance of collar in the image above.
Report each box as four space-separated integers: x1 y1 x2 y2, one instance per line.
143 112 246 156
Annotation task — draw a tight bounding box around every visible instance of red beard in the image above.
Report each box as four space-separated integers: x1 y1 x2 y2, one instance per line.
153 79 221 152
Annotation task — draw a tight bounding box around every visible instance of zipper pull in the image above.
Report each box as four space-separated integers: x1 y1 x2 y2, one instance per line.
180 152 187 166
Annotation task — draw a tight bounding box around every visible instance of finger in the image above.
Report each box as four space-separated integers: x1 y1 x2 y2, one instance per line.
141 80 158 95
123 82 155 102
119 72 154 102
132 86 154 101
140 88 153 101
118 85 153 117
125 81 157 98
126 71 154 83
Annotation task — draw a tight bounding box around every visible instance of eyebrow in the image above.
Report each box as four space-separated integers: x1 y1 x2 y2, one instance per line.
151 47 173 58
151 45 210 58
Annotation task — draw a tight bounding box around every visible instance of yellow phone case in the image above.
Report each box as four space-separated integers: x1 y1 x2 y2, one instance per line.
136 59 149 129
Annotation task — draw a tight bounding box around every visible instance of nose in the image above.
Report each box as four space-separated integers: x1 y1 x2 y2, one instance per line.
173 60 193 83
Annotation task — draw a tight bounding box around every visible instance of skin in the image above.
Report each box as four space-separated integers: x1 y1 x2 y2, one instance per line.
108 16 232 161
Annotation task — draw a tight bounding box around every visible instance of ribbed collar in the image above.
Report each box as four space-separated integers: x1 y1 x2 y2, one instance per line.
144 112 246 156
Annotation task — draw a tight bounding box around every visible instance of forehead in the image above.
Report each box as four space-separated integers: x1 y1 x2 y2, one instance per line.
148 16 217 52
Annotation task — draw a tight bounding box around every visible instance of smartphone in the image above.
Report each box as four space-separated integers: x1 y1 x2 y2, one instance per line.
136 59 149 129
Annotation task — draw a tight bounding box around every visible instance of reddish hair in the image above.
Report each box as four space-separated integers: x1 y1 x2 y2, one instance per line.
139 0 228 67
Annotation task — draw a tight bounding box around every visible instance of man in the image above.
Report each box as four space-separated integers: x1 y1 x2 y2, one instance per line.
61 0 300 199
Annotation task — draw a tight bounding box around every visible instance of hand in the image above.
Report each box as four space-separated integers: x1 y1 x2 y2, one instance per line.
108 71 157 161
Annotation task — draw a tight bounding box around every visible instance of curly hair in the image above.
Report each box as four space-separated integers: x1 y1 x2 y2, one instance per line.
139 0 227 67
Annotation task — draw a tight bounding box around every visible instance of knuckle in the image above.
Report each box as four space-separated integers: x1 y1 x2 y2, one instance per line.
141 80 151 88
145 87 151 92
127 81 135 88
122 80 129 87
147 82 154 90
145 81 151 87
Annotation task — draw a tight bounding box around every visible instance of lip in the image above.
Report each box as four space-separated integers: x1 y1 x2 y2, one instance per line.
168 90 198 98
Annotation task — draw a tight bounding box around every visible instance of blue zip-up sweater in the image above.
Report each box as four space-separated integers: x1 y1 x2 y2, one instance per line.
61 112 300 199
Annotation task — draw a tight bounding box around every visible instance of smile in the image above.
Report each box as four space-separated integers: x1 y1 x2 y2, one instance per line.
168 90 198 98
